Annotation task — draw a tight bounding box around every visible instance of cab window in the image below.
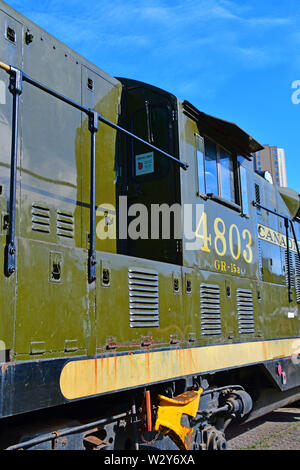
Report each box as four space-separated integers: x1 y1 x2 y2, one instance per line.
238 156 249 216
204 138 218 195
195 134 240 208
195 134 205 194
219 146 235 203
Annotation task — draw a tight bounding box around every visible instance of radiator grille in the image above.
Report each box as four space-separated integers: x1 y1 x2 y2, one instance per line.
200 284 222 336
129 268 159 328
294 253 300 302
237 289 255 334
57 210 74 239
31 203 50 233
285 250 295 288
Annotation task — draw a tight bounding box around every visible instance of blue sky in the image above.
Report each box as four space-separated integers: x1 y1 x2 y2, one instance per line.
6 0 300 191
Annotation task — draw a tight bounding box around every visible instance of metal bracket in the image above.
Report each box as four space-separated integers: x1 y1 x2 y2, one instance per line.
9 66 23 95
88 110 98 283
284 217 293 303
5 67 22 277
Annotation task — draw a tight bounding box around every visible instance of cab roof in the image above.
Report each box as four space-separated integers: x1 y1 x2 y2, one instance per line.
183 100 264 158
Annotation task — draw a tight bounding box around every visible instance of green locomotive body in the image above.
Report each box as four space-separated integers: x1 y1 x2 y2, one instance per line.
0 0 299 450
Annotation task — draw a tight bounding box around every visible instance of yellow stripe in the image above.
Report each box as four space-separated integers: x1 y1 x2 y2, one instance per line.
59 338 299 400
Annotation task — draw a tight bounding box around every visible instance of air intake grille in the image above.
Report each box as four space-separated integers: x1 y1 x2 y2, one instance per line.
57 210 74 239
129 268 159 328
31 203 50 233
294 253 300 303
285 250 295 288
200 284 222 336
255 183 261 205
255 183 263 215
237 289 255 334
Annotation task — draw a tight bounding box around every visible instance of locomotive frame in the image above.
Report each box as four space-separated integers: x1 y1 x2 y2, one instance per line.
0 1 299 450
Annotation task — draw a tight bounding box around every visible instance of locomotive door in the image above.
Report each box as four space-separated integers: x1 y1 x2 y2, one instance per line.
117 87 181 265
14 33 89 357
0 11 23 359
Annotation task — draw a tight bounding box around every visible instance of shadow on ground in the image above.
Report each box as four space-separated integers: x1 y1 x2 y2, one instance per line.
226 401 300 441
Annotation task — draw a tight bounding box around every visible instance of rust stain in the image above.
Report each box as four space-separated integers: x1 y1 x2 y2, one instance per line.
99 358 104 391
114 356 118 387
175 348 179 368
184 428 194 450
262 341 267 361
94 358 98 394
186 348 193 374
145 351 150 382
179 348 185 374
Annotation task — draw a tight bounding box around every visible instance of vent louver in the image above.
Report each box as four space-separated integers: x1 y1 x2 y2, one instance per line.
255 183 260 204
237 289 255 334
294 253 300 303
129 268 159 328
200 284 222 336
57 211 74 239
285 250 295 288
31 203 50 233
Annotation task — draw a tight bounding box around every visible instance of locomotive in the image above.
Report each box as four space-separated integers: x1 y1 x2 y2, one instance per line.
0 1 299 450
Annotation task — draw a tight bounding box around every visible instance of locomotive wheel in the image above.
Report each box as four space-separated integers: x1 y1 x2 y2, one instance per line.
194 425 227 450
206 429 227 450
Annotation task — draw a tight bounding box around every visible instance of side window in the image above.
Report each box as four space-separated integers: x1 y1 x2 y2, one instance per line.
204 138 218 195
219 147 235 203
195 134 205 194
195 134 243 209
238 157 249 216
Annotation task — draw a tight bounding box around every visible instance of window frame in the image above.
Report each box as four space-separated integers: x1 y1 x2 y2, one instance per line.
195 133 249 215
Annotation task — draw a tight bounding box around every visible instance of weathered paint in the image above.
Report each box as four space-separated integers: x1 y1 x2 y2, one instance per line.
0 1 299 424
59 338 299 400
154 389 202 450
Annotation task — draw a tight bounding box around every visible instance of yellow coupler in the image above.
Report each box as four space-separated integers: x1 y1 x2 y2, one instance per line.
154 389 203 450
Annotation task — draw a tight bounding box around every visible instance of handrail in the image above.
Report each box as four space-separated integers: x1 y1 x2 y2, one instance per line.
0 61 188 282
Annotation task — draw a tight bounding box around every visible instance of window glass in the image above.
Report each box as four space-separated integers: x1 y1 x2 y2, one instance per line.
238 158 249 215
196 137 242 209
195 134 205 194
151 106 169 152
131 105 170 180
204 138 218 195
219 147 235 203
